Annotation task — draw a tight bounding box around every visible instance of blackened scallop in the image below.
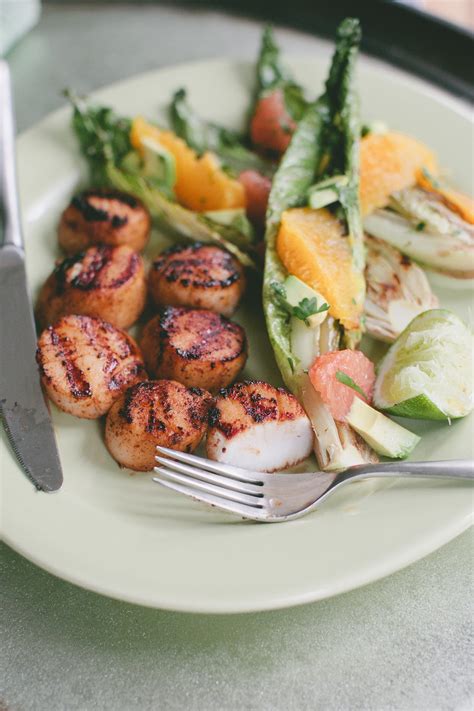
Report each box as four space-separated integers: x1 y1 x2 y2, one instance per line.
58 189 151 254
36 314 147 419
140 306 247 393
206 381 313 472
149 243 245 316
36 244 147 330
105 380 213 471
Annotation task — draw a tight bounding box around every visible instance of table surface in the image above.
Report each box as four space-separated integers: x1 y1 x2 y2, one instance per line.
1 4 473 710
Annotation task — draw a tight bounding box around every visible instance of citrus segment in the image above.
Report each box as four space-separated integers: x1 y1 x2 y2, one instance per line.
239 169 272 225
250 90 295 154
130 117 246 212
360 131 437 216
417 171 474 224
276 207 364 330
309 349 375 422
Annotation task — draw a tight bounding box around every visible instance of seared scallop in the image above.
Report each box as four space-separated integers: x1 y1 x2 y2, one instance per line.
58 189 151 254
140 307 247 393
36 245 146 330
207 381 313 472
36 314 147 419
105 380 213 471
149 243 245 316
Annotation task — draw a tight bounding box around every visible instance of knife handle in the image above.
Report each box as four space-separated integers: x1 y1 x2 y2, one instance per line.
0 60 24 252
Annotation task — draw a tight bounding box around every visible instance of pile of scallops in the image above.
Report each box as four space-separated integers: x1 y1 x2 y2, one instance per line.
36 189 314 472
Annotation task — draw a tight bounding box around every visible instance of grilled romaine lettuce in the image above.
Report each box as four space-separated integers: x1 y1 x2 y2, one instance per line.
263 18 376 470
67 92 256 267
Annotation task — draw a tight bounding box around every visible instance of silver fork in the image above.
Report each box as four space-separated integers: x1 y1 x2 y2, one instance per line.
153 447 474 522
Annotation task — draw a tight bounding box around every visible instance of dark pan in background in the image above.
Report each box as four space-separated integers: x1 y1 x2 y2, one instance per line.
171 0 474 100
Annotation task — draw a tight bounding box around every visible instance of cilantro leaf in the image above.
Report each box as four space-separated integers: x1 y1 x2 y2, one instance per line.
335 370 369 400
270 282 329 325
292 297 329 324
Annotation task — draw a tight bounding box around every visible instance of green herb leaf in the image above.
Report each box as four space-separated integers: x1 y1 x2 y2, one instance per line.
270 283 329 324
292 297 329 324
415 221 426 231
335 370 369 400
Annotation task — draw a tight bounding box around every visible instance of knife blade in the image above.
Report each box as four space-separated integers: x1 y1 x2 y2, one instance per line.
0 60 63 492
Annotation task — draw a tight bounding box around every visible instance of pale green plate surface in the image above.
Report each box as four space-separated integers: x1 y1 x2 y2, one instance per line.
2 58 473 613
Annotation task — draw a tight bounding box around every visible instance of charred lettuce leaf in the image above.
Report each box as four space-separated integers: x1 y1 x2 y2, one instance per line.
254 25 308 122
170 88 274 177
66 91 256 267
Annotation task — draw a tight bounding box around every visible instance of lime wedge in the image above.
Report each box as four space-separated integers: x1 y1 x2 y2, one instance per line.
373 309 474 420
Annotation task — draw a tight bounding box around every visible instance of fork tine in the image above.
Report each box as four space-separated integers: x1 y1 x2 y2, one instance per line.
154 466 263 508
155 455 264 496
156 446 263 484
153 475 267 521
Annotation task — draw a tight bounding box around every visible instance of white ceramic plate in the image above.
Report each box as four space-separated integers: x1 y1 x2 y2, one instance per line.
2 58 473 613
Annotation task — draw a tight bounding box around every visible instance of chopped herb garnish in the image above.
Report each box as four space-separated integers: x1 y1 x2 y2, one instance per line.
292 297 329 325
415 221 426 231
335 370 369 400
271 282 329 325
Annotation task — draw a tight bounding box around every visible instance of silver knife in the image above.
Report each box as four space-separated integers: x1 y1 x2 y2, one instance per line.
0 60 63 492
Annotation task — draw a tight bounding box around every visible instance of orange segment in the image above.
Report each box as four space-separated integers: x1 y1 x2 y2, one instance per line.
276 208 364 330
130 117 245 212
360 132 437 216
417 171 474 224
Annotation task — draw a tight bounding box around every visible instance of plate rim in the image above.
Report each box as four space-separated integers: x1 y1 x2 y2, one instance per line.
3 511 472 614
15 55 473 144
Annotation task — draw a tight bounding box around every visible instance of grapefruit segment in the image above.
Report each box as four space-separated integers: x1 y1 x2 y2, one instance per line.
309 349 375 422
360 131 437 216
250 90 295 154
130 117 245 212
239 169 272 225
276 207 364 330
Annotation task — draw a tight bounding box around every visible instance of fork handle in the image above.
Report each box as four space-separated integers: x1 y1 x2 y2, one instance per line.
345 459 474 482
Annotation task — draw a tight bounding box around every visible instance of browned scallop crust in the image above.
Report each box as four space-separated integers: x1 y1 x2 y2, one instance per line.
140 307 247 393
206 380 313 470
36 245 147 330
105 380 213 471
36 314 147 419
149 243 246 316
207 380 306 439
58 190 151 254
